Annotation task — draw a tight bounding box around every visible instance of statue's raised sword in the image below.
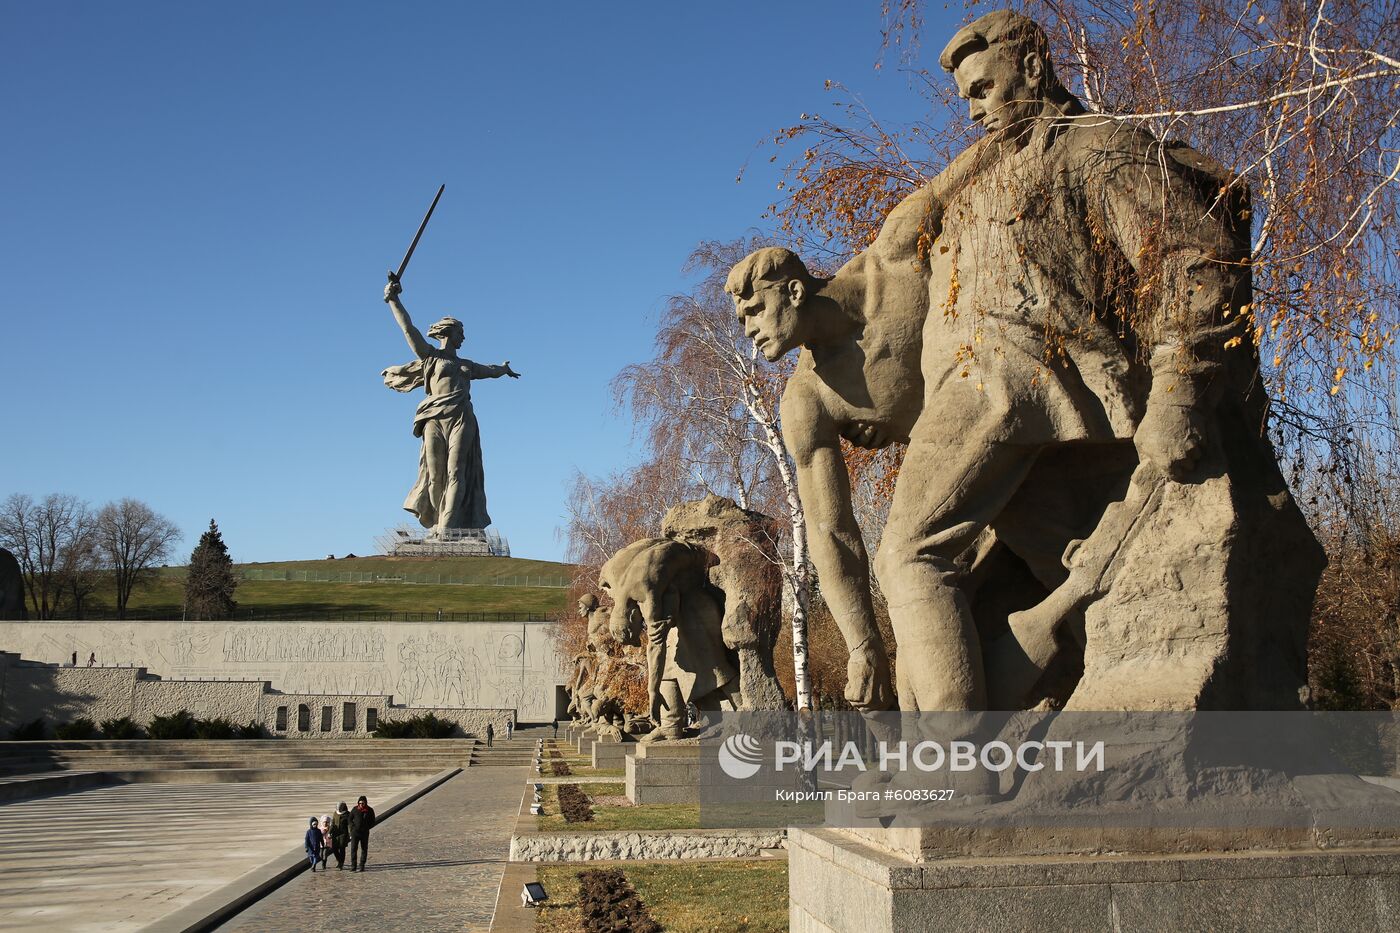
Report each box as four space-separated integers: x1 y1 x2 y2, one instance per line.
387 183 445 286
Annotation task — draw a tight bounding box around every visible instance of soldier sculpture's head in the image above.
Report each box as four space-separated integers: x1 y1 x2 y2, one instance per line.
940 10 1077 137
726 247 821 362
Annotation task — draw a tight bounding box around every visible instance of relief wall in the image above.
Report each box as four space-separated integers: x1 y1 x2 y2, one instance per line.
0 620 566 722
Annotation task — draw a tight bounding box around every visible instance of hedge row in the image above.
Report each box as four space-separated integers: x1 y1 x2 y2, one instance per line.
6 712 269 741
372 712 459 738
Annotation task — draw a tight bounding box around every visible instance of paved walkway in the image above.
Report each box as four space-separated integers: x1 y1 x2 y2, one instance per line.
0 778 413 932
218 763 529 932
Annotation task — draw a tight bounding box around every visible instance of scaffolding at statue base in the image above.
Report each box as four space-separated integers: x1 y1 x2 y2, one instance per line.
375 526 511 557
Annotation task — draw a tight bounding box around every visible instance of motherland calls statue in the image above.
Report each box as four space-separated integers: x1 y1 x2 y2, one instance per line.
728 9 1323 714
382 277 519 536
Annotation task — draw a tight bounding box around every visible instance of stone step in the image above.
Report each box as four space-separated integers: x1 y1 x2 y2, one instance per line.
3 758 471 772
0 739 479 751
1 752 473 766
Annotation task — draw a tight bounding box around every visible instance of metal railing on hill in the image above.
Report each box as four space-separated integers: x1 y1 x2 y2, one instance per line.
66 609 554 623
239 568 570 588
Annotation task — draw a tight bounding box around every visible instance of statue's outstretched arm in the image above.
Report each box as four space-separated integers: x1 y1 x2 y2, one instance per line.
462 360 521 380
383 279 432 359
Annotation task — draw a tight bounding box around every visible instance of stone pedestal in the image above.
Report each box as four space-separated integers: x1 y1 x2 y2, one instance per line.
591 736 637 770
625 741 700 804
789 826 1400 932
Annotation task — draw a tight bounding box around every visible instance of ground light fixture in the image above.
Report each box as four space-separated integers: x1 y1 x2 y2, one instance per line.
521 882 548 907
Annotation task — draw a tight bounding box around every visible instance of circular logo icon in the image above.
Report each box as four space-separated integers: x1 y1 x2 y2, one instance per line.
718 733 764 780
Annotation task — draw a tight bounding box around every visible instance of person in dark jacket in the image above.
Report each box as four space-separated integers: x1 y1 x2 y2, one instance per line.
329 801 351 869
348 795 376 871
485 723 494 747
304 816 323 871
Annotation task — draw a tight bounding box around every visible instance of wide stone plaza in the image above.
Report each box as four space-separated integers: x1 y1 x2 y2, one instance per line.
0 778 413 930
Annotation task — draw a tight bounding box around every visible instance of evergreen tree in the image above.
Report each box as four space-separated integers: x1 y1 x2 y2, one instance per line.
183 519 238 620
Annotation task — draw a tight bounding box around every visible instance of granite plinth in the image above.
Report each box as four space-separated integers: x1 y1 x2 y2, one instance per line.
789 826 1400 932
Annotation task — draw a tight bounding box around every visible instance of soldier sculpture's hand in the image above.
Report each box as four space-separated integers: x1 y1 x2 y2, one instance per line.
1134 402 1206 481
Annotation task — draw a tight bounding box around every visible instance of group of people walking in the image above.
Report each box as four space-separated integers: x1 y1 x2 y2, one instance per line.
303 795 376 872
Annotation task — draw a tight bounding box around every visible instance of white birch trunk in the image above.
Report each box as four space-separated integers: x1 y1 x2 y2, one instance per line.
735 351 814 712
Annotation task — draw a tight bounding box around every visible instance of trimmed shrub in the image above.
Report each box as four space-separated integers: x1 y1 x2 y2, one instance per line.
235 719 270 739
54 718 98 739
372 712 457 739
100 717 142 739
8 718 45 740
576 868 660 933
193 716 239 740
557 783 595 823
146 709 198 739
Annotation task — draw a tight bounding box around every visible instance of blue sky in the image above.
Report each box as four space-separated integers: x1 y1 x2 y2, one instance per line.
0 1 961 563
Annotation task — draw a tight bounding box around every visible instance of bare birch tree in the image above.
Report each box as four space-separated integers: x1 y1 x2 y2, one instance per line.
614 239 816 710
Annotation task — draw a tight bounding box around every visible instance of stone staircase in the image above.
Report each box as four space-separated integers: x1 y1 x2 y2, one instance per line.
0 738 476 777
470 726 549 767
0 738 485 801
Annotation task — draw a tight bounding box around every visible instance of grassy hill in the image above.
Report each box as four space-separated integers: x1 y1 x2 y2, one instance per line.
239 554 572 580
88 554 576 621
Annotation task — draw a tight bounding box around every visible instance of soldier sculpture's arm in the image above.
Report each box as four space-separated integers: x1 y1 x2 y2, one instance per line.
781 379 893 712
1088 137 1250 479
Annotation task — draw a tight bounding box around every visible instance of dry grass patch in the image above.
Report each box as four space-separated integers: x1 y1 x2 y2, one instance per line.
534 783 700 832
534 861 788 933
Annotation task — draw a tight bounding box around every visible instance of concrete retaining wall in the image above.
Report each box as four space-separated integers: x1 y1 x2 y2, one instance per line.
0 665 142 726
0 652 511 737
137 679 268 723
0 618 567 722
509 828 786 862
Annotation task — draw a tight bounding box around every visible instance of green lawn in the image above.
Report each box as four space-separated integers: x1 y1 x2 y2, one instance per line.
240 554 573 579
566 765 626 778
78 556 573 619
535 861 789 933
535 782 701 832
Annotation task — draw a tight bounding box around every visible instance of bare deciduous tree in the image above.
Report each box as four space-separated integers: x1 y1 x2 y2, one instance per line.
95 498 179 619
0 493 96 620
